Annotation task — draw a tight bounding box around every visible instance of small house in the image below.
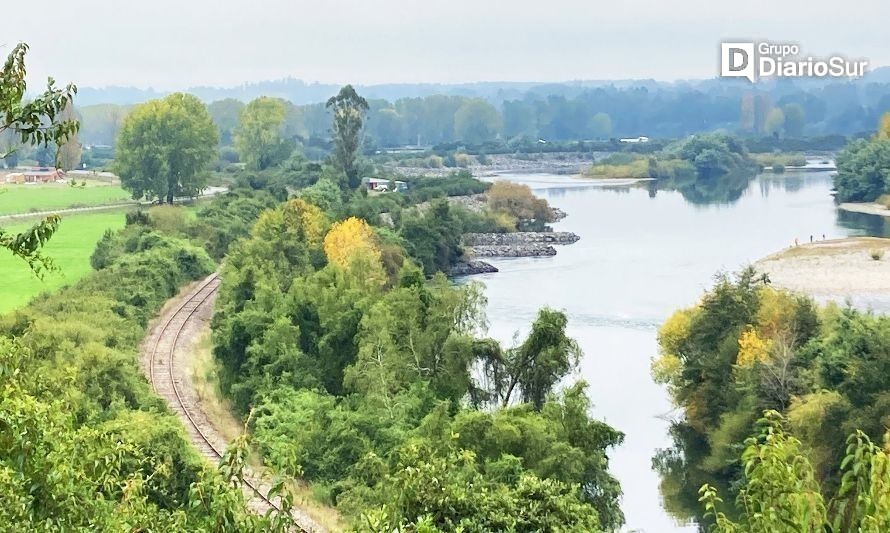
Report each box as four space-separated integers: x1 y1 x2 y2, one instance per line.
5 167 65 184
362 177 407 192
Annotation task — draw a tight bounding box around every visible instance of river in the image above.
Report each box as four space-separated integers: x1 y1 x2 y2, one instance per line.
469 171 887 532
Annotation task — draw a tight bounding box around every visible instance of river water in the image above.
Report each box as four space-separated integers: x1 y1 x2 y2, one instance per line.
470 171 887 532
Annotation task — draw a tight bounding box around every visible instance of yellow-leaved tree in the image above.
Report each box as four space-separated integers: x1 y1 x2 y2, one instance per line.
878 112 890 140
652 307 696 399
736 327 772 367
323 217 380 267
323 217 386 290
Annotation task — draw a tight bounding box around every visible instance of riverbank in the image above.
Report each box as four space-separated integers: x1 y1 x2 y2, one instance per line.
755 237 890 300
838 202 890 218
386 152 596 177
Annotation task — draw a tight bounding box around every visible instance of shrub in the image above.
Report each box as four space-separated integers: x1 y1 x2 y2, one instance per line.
772 163 786 173
454 153 475 168
869 248 884 261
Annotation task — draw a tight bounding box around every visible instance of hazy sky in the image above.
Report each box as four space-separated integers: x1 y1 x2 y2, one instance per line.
6 0 889 89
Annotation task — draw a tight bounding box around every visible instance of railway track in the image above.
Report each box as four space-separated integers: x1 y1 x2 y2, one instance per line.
146 273 319 532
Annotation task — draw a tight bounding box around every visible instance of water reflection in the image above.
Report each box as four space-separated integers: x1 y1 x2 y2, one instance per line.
837 209 890 238
652 170 756 205
476 171 887 532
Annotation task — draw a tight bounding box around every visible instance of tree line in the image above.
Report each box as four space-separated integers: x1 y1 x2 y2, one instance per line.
65 76 890 151
651 268 890 530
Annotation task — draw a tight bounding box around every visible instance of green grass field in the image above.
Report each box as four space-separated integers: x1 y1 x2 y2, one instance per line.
0 181 132 215
0 210 127 313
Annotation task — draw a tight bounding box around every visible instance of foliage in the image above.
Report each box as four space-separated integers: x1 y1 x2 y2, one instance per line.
213 194 624 530
699 411 890 533
675 134 755 179
115 93 218 203
0 42 78 275
653 267 890 528
234 97 295 170
356 445 603 533
398 200 464 276
486 181 554 226
208 98 245 146
476 308 582 410
323 217 382 270
834 136 890 203
327 85 369 189
0 197 287 529
454 98 502 144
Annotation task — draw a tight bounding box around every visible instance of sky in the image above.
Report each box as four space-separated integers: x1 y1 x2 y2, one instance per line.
5 0 889 90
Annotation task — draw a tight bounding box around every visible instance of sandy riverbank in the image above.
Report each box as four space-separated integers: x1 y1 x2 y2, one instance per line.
755 238 890 306
838 202 890 217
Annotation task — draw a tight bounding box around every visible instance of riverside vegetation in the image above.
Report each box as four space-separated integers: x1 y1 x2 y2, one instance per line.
652 268 890 531
5 42 890 532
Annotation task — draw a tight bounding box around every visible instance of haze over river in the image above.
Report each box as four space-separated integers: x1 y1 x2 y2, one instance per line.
468 171 888 532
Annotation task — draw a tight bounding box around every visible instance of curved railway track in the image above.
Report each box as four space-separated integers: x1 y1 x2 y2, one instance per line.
146 273 318 532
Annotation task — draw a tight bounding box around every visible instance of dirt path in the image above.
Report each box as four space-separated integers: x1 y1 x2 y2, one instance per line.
139 273 324 532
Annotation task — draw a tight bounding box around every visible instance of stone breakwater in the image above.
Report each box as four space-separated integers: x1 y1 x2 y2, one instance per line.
461 231 580 264
462 231 580 247
472 244 557 257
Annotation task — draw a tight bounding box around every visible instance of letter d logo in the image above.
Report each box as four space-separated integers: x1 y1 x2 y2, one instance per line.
721 42 755 82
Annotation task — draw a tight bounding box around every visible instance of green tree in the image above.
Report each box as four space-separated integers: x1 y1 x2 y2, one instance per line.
764 108 786 137
782 103 806 137
234 96 294 170
699 411 890 533
589 112 612 139
878 112 890 140
115 93 218 203
208 98 245 146
360 444 604 533
833 138 890 202
327 85 369 188
454 98 502 144
481 308 581 410
0 42 77 275
57 102 82 170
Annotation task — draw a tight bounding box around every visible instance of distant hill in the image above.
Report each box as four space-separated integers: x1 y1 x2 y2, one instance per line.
73 70 890 108
73 78 709 106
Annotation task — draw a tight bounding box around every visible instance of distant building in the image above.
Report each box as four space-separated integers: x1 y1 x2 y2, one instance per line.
619 136 650 143
362 177 407 192
4 167 65 184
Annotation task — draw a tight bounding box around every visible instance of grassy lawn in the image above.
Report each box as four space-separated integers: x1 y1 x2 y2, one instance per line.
0 210 128 313
0 181 132 215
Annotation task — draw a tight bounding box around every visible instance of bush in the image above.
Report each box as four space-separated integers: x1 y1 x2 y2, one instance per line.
772 163 786 174
869 248 884 261
454 153 475 168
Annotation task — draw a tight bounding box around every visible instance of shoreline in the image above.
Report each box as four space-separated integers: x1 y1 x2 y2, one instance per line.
755 237 890 306
838 202 890 218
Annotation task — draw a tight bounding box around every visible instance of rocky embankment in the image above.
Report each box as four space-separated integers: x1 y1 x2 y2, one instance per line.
449 231 580 275
465 231 580 257
448 260 499 276
463 231 580 247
